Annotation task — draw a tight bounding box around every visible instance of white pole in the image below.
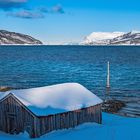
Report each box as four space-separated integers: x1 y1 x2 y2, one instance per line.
107 61 110 88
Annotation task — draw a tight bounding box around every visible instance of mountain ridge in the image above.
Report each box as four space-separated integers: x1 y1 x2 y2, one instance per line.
83 31 140 45
0 30 43 45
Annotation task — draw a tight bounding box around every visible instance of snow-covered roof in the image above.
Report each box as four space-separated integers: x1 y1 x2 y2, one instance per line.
0 83 103 116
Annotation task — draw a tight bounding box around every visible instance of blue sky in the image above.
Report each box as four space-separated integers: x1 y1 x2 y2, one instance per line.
0 0 140 44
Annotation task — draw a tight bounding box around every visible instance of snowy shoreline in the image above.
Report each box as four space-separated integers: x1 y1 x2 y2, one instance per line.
0 113 139 140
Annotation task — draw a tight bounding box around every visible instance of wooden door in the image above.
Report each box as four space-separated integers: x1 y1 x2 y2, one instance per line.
6 112 19 134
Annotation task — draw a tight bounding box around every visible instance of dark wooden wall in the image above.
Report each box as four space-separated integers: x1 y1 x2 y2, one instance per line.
0 95 38 138
38 104 102 137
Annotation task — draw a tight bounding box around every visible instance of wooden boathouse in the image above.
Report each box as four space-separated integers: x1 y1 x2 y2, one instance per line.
0 83 103 138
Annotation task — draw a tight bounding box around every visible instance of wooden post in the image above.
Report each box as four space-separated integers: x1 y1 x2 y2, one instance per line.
106 61 110 100
107 61 110 88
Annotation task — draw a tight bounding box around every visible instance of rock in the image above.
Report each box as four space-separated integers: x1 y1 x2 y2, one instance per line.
102 100 125 113
0 86 13 92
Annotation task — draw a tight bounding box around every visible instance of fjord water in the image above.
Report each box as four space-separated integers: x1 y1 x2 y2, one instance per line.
0 45 140 117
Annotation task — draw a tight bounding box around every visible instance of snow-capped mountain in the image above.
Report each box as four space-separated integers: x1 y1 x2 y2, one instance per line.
110 31 140 45
0 30 43 45
83 31 140 45
82 32 124 45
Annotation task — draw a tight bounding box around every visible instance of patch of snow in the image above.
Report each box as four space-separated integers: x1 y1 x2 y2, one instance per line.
0 83 103 116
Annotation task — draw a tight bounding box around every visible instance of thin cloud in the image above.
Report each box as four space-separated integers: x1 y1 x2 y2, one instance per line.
8 10 44 19
0 0 27 10
2 2 65 19
38 7 48 13
39 5 65 14
51 5 65 14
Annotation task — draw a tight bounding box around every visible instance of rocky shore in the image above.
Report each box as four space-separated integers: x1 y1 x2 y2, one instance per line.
0 86 13 92
102 100 125 114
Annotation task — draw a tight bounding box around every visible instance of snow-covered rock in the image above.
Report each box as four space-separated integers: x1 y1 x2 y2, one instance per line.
0 30 43 45
0 83 103 116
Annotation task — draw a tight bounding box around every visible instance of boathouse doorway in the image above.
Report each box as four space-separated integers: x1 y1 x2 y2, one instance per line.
6 112 19 134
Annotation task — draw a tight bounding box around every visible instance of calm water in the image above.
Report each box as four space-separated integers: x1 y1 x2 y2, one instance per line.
0 45 140 117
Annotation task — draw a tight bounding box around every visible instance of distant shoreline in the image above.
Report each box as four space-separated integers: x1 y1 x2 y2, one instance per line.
0 44 140 47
